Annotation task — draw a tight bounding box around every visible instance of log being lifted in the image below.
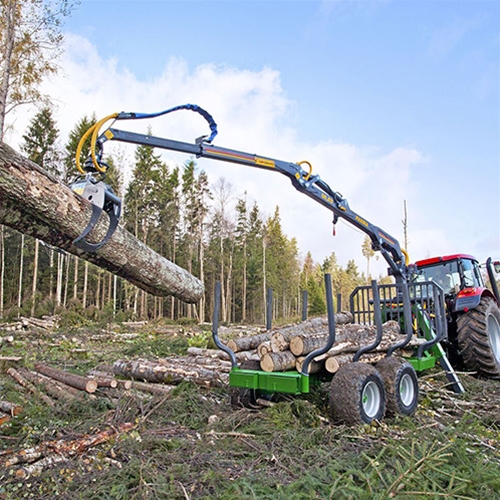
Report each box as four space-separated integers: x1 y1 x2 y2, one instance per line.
0 142 203 303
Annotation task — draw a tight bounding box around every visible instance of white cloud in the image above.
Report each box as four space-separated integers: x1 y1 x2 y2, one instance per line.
8 33 451 275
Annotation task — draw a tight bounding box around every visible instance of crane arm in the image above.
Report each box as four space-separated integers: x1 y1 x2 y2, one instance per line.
78 104 409 280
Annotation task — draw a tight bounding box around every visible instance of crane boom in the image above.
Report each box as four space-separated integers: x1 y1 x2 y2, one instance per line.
98 126 409 281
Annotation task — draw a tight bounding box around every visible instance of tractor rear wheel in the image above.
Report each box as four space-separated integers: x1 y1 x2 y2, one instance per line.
329 362 386 425
376 356 419 417
457 297 500 379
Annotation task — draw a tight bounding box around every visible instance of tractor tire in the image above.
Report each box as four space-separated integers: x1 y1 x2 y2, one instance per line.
457 297 500 379
329 362 386 425
376 356 419 417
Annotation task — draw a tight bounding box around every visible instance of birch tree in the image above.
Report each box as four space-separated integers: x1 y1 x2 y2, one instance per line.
0 0 74 140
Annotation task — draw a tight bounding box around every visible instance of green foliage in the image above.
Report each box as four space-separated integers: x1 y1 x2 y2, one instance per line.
21 105 61 176
0 0 75 138
187 331 211 348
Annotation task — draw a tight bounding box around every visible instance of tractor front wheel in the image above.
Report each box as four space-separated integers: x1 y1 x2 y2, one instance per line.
329 362 386 425
457 297 500 379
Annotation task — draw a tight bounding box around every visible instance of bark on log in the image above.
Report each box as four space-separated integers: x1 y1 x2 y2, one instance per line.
289 320 402 357
18 368 78 402
113 358 227 387
260 351 297 372
295 356 323 374
0 400 22 416
225 313 352 354
0 141 203 302
7 367 55 406
225 332 273 353
270 332 292 353
324 352 386 373
130 380 175 395
34 363 98 393
186 346 258 363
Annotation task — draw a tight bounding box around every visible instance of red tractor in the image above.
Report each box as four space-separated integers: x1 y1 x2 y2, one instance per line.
414 255 500 378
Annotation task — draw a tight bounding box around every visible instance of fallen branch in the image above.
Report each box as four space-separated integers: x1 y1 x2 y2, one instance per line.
0 422 134 472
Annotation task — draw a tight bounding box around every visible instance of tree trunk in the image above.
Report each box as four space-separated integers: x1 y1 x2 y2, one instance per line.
30 238 39 316
17 233 24 313
0 225 4 318
0 0 16 140
7 367 55 406
83 260 88 308
73 255 79 300
225 331 272 352
0 142 203 302
113 358 227 387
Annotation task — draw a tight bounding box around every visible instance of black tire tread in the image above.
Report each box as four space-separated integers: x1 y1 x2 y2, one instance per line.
329 362 386 425
456 297 500 379
376 356 419 417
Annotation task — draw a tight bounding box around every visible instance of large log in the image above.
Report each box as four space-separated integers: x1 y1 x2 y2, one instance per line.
260 351 297 372
289 321 402 357
113 358 228 387
34 363 98 393
0 141 203 303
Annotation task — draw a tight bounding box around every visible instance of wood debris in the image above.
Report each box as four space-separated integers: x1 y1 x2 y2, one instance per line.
0 422 134 475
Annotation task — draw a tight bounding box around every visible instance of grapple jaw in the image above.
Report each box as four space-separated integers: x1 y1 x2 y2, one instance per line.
70 174 121 252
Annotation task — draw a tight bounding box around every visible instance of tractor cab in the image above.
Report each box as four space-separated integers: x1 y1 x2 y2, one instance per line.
413 254 486 312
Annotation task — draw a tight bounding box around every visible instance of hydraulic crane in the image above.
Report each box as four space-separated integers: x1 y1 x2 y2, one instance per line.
72 103 500 424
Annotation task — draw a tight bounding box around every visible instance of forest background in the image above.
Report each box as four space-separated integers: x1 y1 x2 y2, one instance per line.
0 0 498 327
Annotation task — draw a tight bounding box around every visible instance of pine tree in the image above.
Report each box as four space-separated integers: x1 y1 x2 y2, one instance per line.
64 114 96 181
21 106 61 176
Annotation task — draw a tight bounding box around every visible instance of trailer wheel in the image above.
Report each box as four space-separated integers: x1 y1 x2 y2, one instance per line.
457 297 500 379
329 363 386 425
376 356 419 417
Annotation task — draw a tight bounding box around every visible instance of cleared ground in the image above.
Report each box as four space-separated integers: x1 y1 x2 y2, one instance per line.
0 319 499 500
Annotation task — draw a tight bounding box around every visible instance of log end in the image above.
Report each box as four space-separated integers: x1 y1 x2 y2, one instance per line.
260 354 274 373
289 336 304 357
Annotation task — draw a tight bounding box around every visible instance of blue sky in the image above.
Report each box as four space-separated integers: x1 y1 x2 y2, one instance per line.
10 0 500 276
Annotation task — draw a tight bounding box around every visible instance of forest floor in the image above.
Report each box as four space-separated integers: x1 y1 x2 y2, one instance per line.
0 317 499 500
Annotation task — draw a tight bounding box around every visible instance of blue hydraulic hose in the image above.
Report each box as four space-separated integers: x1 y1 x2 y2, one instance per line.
116 104 218 143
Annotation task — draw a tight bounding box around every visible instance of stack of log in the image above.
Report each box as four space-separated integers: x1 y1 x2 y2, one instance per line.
112 355 231 388
219 313 424 374
0 316 59 334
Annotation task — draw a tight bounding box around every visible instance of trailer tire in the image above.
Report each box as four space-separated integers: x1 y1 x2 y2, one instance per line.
329 362 386 425
457 297 500 379
376 356 419 417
